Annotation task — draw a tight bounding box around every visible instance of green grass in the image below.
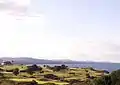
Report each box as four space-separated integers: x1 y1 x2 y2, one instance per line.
0 65 106 85
1 65 27 70
10 78 69 85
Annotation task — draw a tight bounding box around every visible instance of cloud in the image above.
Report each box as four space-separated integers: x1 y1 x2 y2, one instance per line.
0 0 45 58
69 41 120 62
0 0 31 16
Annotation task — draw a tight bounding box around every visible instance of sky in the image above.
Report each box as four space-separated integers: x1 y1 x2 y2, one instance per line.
0 0 120 62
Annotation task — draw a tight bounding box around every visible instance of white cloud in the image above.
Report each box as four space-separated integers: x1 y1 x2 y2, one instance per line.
0 0 46 58
0 0 31 16
10 0 30 6
69 41 120 62
0 0 120 63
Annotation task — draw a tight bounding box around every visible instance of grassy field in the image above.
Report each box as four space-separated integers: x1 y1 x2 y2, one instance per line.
10 79 68 85
0 64 107 85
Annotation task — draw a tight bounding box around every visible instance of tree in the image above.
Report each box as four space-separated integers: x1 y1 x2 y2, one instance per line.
110 69 120 85
52 65 68 72
11 60 14 64
61 64 68 69
13 68 19 76
26 68 34 75
91 69 120 85
91 75 111 85
27 64 42 71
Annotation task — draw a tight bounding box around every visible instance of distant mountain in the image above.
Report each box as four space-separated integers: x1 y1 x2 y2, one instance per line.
0 57 57 64
0 57 76 64
0 57 117 64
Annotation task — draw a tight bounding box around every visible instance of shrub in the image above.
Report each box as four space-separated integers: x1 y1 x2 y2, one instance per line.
110 69 120 85
20 70 27 72
69 79 81 85
61 64 68 69
44 74 60 80
27 64 42 71
40 71 44 73
13 68 19 76
6 69 13 72
53 66 61 71
30 80 38 85
43 65 46 67
91 75 111 85
26 64 42 75
26 68 34 75
51 64 68 72
86 73 91 78
91 69 120 85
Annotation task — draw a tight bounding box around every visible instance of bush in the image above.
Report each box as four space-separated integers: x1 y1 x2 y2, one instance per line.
69 79 81 85
44 74 60 80
27 64 42 71
26 68 34 75
68 79 91 85
43 65 46 67
91 69 120 85
86 73 90 78
40 71 44 73
30 80 38 85
53 66 62 71
61 64 68 69
91 75 111 85
110 69 120 85
6 69 13 72
20 70 27 72
26 64 42 75
13 68 19 76
51 64 68 72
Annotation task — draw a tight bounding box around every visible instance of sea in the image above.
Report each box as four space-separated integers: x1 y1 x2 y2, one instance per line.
36 63 120 72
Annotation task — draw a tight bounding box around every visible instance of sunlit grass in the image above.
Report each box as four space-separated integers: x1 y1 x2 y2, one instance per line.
1 65 27 70
10 78 69 85
0 65 105 85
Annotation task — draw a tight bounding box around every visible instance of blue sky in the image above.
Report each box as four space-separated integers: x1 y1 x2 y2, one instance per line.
0 0 120 62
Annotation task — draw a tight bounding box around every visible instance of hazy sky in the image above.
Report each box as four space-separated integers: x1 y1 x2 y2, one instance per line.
0 0 120 62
